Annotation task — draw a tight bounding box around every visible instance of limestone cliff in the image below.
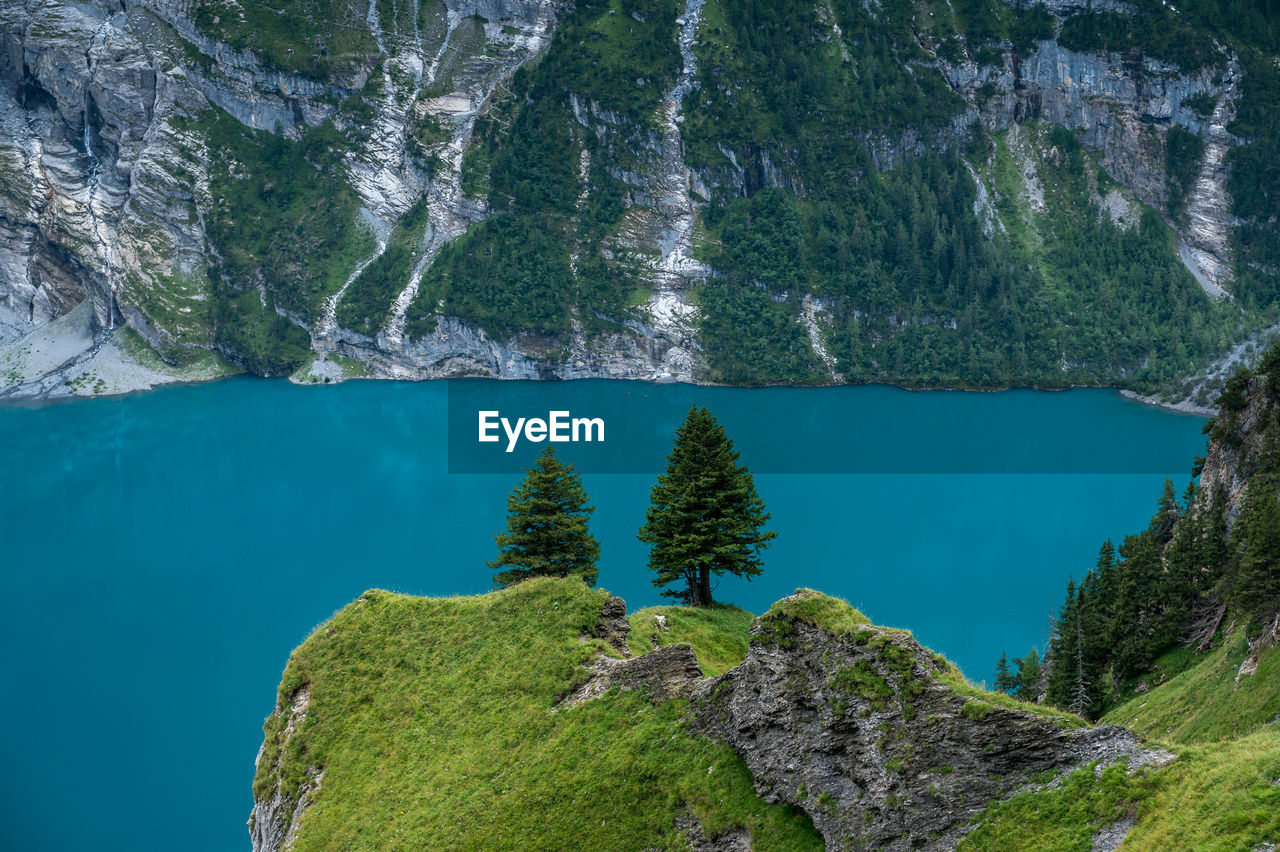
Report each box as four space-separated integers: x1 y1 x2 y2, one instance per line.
1 0 1275 398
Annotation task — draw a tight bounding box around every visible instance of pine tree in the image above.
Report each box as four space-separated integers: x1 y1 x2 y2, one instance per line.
488 446 600 588
639 405 776 606
994 651 1017 695
1014 648 1043 702
1046 580 1080 708
1226 475 1280 622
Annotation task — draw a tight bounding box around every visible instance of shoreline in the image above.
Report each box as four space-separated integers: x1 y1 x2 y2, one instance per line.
0 306 1242 417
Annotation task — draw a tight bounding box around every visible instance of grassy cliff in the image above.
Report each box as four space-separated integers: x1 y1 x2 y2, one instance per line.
253 581 1279 850
252 578 820 850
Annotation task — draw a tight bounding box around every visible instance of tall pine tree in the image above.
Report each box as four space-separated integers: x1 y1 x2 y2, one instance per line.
489 446 600 588
639 405 776 606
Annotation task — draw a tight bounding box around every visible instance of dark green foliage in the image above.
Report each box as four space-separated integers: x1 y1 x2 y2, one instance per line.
488 447 600 588
697 283 826 384
530 0 682 123
197 110 371 324
336 199 430 336
1227 51 1280 309
191 0 376 78
993 651 1016 695
191 108 371 372
210 283 314 375
1164 125 1204 220
1013 648 1043 702
406 214 574 339
684 0 963 167
1223 475 1280 621
1038 346 1280 719
406 0 679 341
1058 7 1223 71
639 405 776 606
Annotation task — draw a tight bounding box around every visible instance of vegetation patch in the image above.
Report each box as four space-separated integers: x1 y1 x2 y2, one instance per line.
628 604 755 677
1104 631 1280 744
961 731 1280 851
336 199 431 337
255 578 821 851
830 660 893 712
756 589 872 647
191 0 377 78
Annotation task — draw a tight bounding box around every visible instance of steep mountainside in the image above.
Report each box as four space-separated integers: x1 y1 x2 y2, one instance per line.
2 0 1278 399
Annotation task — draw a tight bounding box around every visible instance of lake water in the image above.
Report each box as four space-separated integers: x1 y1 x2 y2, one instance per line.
0 378 1207 851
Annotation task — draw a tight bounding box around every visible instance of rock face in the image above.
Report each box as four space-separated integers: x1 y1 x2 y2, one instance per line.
693 592 1167 851
0 0 1268 397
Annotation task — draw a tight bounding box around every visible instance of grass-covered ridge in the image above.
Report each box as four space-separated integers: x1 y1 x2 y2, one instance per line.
254 578 821 850
755 587 873 645
627 603 755 676
964 609 1280 848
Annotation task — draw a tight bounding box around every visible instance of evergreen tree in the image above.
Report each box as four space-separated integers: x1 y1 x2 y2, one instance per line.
639 405 776 606
1226 475 1280 622
994 651 1017 695
488 446 600 588
1013 648 1043 702
1046 579 1080 708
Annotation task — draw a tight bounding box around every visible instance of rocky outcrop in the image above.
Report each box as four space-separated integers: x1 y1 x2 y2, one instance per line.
693 592 1170 851
249 683 322 852
566 642 705 704
939 32 1239 298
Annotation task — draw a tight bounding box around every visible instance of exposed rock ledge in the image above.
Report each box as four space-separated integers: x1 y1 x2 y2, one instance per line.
561 591 1172 852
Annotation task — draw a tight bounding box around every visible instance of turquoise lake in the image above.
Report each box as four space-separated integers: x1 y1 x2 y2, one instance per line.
0 378 1208 851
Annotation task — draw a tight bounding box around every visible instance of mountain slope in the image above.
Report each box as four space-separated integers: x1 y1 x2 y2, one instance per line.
2 0 1279 398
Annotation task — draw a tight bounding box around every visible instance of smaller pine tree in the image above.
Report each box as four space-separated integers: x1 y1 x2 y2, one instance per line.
488 447 600 588
993 651 1017 695
1014 648 1043 702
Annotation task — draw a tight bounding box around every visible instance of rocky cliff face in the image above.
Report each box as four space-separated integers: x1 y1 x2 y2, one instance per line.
692 591 1168 851
0 0 1272 398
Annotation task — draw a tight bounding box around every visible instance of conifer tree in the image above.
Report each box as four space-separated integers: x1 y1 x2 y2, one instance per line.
488 446 600 588
1226 475 1280 622
1046 580 1080 708
1014 648 1043 702
639 405 776 606
994 651 1017 695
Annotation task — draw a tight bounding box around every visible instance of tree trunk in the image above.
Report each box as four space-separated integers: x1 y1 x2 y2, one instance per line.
697 567 713 607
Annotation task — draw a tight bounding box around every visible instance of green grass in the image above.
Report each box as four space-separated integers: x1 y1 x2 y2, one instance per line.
964 615 1280 851
1104 629 1280 744
191 0 377 79
960 761 1158 851
755 588 872 647
627 604 755 676
936 672 1089 729
960 730 1280 851
257 578 821 850
1123 729 1280 850
336 199 431 336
